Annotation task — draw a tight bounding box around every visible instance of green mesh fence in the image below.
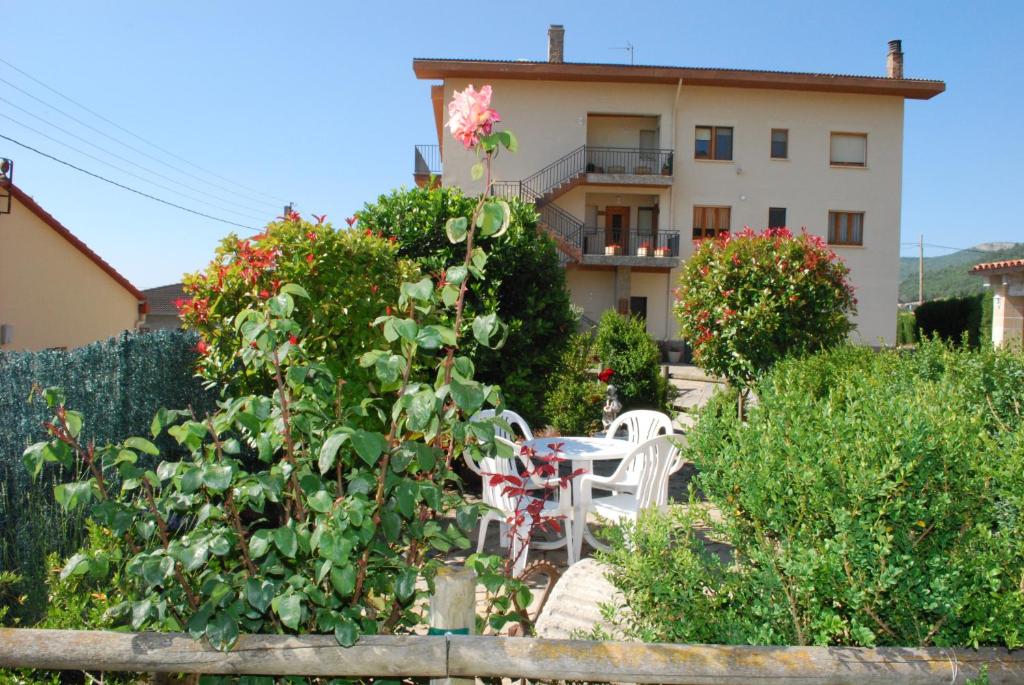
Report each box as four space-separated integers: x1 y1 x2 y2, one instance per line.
0 329 215 623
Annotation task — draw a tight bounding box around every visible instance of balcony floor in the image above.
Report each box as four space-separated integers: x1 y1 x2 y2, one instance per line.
584 172 673 188
580 254 681 269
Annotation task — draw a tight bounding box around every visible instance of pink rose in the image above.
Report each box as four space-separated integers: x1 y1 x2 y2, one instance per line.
447 84 501 149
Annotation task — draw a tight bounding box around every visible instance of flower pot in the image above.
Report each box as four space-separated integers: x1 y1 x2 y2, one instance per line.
605 246 621 256
667 349 683 363
637 247 649 257
654 248 669 258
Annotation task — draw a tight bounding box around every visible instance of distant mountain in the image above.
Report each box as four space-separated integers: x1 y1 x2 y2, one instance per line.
898 243 1024 303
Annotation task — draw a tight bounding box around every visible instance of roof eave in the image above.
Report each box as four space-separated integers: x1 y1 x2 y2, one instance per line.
413 59 945 100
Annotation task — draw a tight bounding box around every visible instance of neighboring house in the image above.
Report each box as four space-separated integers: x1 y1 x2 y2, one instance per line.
142 283 186 330
970 259 1024 346
412 26 945 345
0 182 147 351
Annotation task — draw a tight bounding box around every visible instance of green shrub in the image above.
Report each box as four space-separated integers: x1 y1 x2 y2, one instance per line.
897 311 916 345
601 340 1024 648
359 186 576 426
674 228 855 392
594 311 668 411
544 333 603 435
181 216 418 400
0 330 213 624
913 292 994 348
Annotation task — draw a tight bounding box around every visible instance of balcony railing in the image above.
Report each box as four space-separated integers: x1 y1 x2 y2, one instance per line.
413 144 441 176
581 228 681 258
584 147 674 177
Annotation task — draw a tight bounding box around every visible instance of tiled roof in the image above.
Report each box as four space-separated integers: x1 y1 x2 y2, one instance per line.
969 259 1024 274
141 283 186 316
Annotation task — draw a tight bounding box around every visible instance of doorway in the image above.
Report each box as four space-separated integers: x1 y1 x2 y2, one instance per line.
605 206 630 252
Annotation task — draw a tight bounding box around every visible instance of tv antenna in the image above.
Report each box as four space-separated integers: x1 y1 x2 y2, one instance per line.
610 41 635 65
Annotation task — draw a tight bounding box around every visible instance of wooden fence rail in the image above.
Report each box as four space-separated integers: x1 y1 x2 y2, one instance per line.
2 629 1023 684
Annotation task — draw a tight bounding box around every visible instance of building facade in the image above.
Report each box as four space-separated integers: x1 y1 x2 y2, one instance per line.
0 182 147 351
413 28 944 346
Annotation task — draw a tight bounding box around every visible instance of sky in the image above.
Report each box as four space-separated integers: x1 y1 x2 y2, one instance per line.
1 0 1021 289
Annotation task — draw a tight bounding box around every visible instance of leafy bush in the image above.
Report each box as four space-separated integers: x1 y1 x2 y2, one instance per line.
897 311 916 345
674 228 856 391
544 333 604 435
594 311 669 412
181 216 418 399
0 330 212 624
359 186 576 426
602 340 1024 648
914 292 992 348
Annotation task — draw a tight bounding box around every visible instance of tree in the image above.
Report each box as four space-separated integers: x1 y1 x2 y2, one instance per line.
358 186 576 426
674 227 856 410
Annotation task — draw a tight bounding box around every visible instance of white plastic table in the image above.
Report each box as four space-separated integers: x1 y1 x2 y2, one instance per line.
522 436 633 554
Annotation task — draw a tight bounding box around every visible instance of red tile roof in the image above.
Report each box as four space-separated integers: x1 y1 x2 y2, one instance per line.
7 183 148 314
970 259 1024 274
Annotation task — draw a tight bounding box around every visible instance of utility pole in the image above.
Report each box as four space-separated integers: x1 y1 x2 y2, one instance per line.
918 233 924 306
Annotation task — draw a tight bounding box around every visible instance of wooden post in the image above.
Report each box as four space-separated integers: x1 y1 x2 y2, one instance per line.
429 565 476 685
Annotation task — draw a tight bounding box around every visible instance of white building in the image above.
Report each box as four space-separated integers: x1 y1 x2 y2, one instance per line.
412 27 944 345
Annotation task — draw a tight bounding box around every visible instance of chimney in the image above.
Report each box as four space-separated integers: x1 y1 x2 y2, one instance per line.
548 24 565 63
887 39 904 79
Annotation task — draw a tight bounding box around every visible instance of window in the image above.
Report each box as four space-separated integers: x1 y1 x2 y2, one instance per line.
629 296 648 321
768 207 787 228
771 129 788 159
693 206 731 239
830 132 867 167
695 126 733 160
828 211 864 246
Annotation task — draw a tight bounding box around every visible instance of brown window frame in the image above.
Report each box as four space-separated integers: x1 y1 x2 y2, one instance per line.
693 206 731 240
695 126 734 161
829 132 868 167
770 128 789 159
827 211 864 246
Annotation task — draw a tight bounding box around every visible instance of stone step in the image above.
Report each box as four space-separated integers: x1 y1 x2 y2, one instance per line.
664 363 723 384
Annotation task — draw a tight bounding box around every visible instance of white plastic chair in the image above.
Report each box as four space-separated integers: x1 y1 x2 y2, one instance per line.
467 436 575 576
599 410 675 494
573 434 684 559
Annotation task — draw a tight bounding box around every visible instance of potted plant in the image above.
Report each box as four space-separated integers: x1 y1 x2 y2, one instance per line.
667 344 683 363
654 246 670 257
637 242 651 257
604 244 621 256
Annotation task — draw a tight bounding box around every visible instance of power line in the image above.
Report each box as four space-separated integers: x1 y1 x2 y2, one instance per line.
0 132 258 231
0 62 285 207
0 112 268 221
0 94 270 217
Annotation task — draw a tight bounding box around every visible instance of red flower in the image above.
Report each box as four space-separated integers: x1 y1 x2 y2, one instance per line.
313 214 327 225
307 231 318 241
598 368 615 383
365 228 373 237
388 236 397 244
385 306 392 316
289 335 299 345
195 339 209 355
259 289 270 299
345 216 357 227
250 341 258 349
370 284 379 294
306 253 314 264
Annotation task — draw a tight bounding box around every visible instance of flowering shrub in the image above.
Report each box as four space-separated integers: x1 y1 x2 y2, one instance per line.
674 227 856 392
27 86 538 650
600 341 1024 648
180 216 417 399
595 311 670 412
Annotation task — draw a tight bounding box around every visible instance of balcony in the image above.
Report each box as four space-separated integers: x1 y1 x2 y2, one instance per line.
413 144 441 187
581 228 682 267
584 147 674 179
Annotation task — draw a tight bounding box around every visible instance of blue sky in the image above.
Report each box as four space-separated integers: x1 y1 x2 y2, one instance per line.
1 0 1021 288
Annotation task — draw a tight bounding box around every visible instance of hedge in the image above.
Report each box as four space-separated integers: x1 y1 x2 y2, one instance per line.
0 329 214 623
913 292 993 348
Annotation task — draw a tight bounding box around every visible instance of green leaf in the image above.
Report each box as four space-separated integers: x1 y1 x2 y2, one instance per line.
351 431 387 466
450 379 485 414
407 390 435 431
329 565 356 597
54 481 93 511
472 313 498 347
470 162 484 180
276 594 302 630
124 436 160 456
181 466 203 493
417 325 455 350
394 318 418 342
206 612 239 651
334 619 359 647
375 354 405 386
202 464 233 491
60 552 90 580
273 526 298 558
394 481 418 519
441 283 460 307
308 490 333 513
131 599 152 630
445 216 468 244
64 411 84 439
381 509 401 542
250 531 271 558
21 442 46 480
404 277 434 302
179 541 209 571
395 568 418 602
279 283 310 299
318 432 348 474
500 131 519 153
245 578 275 613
